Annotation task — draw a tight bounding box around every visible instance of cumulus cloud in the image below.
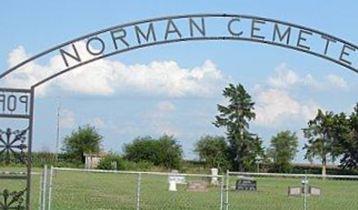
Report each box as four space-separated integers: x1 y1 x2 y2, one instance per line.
326 74 348 89
267 63 349 91
3 44 227 98
253 63 334 127
268 63 300 88
4 46 53 96
254 88 320 127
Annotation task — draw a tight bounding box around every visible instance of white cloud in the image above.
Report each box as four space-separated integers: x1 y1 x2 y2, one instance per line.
254 89 320 127
3 44 227 98
268 63 299 88
4 46 53 96
267 63 349 91
326 74 348 89
59 109 76 128
253 63 331 127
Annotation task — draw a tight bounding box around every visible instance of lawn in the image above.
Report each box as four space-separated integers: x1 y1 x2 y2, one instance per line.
1 167 358 210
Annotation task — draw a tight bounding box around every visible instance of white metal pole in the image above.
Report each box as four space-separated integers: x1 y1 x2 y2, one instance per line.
41 165 48 210
47 166 54 210
304 174 307 210
38 166 44 210
220 177 224 210
136 173 142 210
225 170 229 210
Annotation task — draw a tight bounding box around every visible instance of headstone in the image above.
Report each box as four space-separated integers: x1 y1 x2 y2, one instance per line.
210 168 219 185
168 170 186 192
187 181 208 192
168 170 186 184
309 186 321 196
288 187 302 196
288 186 321 196
235 176 257 191
169 180 177 191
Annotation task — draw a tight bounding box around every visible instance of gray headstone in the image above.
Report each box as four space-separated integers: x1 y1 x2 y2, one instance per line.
310 187 321 196
187 181 208 192
288 187 302 196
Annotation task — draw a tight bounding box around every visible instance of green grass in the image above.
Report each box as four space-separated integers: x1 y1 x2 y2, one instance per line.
0 167 42 209
228 176 358 210
1 167 358 210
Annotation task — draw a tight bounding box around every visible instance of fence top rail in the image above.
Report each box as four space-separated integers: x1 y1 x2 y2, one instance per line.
52 167 224 178
228 171 358 179
0 170 41 175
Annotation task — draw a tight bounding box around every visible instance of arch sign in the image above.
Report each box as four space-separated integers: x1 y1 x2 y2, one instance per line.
0 14 357 209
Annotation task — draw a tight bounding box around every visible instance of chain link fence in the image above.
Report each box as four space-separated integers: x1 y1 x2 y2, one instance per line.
42 167 225 210
226 171 358 210
38 167 358 210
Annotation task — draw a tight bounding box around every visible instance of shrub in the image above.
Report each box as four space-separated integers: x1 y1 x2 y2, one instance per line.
97 154 122 170
97 153 154 171
124 135 183 169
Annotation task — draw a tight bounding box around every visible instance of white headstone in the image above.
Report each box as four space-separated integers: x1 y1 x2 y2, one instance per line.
211 168 219 185
168 170 186 184
169 180 177 191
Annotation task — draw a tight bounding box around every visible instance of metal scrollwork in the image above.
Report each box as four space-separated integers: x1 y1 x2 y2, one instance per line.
0 188 26 209
0 128 28 164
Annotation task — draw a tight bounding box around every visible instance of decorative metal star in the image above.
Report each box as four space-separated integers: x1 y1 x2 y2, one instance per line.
0 188 26 210
0 128 28 164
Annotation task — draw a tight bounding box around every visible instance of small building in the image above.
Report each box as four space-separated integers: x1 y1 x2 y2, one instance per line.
84 152 106 169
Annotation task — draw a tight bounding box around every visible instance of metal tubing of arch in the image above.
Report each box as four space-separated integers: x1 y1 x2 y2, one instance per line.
0 14 357 88
0 13 357 210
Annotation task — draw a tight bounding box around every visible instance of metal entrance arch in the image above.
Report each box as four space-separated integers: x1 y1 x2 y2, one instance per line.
0 13 357 209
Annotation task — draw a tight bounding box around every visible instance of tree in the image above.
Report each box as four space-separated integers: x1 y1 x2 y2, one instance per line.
62 125 102 163
214 83 263 171
303 110 341 176
267 130 298 173
339 104 358 169
124 135 183 169
194 135 229 170
157 135 183 169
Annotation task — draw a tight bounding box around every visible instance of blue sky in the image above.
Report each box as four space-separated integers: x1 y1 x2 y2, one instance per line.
0 1 357 162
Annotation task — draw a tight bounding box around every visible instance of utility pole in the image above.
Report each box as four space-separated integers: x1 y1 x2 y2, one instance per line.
55 99 61 163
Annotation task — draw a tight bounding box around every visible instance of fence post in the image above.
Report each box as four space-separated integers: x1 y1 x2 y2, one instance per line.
225 170 229 210
136 172 142 210
38 169 43 210
41 165 48 210
220 176 224 210
303 173 308 210
47 166 54 210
